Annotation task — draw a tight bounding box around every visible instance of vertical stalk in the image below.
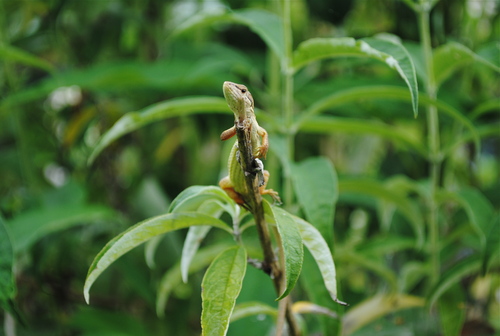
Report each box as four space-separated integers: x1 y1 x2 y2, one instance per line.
4 313 15 336
234 119 300 336
417 1 441 285
281 0 295 206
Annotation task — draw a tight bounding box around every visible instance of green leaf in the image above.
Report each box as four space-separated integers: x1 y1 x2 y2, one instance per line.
169 185 235 216
180 199 229 282
0 217 24 323
427 255 481 308
458 188 495 239
0 217 15 302
443 187 495 251
483 214 500 275
300 251 342 335
181 226 212 283
433 42 500 88
362 37 418 115
442 123 499 157
201 245 247 336
263 202 304 300
173 9 284 61
88 97 230 164
144 235 163 269
293 216 346 306
0 44 55 73
448 188 497 275
292 301 339 318
156 243 229 317
357 235 416 256
299 115 427 157
0 52 248 116
341 294 424 335
470 99 500 120
339 178 424 248
438 284 466 336
291 157 338 246
7 205 116 253
477 41 500 67
230 302 278 323
84 212 232 304
232 9 285 61
296 85 479 156
292 37 418 116
399 262 431 293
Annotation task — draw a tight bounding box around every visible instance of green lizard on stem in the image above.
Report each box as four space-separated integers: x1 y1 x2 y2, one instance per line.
219 81 281 206
219 81 299 335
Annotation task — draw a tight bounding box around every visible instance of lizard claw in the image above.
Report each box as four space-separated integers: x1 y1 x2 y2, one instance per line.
256 145 268 159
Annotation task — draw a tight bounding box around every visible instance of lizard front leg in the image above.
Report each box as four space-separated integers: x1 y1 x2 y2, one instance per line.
256 126 269 159
220 126 237 141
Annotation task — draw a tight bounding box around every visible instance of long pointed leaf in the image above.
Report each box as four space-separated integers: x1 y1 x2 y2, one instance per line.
88 97 230 164
84 212 232 303
433 41 500 87
180 199 229 283
442 187 495 251
172 9 284 61
0 44 54 73
169 185 235 215
291 157 338 246
156 243 229 317
362 37 418 115
299 115 427 157
438 284 466 336
201 245 247 336
341 294 424 336
427 255 481 308
483 214 500 274
7 205 117 253
264 202 304 300
294 85 481 153
181 226 212 283
232 9 285 61
293 216 346 306
296 85 479 156
293 37 418 116
230 302 278 323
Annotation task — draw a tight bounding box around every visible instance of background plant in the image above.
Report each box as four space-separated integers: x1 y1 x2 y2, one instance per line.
1 0 498 335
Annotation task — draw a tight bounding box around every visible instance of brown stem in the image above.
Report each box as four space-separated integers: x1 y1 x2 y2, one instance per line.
234 121 300 335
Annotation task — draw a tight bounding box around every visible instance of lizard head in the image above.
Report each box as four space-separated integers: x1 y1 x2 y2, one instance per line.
223 81 254 122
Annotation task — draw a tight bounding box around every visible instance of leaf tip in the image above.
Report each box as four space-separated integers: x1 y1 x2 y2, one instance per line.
83 289 90 304
334 298 349 306
83 274 96 305
87 147 102 167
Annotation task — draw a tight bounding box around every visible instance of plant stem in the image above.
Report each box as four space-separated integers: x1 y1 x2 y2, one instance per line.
281 0 295 206
417 0 441 286
234 121 300 335
4 313 15 336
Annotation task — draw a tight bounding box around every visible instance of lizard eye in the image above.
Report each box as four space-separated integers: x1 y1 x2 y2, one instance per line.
241 89 246 93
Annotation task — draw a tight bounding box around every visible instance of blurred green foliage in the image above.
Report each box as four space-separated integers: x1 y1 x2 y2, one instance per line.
1 0 499 335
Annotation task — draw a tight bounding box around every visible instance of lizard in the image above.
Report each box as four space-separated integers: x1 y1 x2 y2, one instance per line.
218 81 280 206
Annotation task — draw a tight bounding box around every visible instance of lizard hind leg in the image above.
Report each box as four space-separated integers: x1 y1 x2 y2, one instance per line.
219 176 246 205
